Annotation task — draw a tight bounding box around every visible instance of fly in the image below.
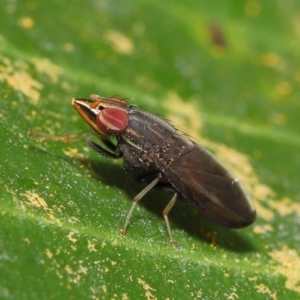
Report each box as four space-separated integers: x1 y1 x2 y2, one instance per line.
30 94 256 246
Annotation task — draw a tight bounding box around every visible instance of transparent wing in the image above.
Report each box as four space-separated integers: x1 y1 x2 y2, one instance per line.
161 144 256 228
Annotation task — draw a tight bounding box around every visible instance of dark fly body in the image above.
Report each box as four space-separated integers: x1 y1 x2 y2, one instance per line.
70 95 256 245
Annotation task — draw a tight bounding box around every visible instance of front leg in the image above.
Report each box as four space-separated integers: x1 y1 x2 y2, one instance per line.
86 139 123 159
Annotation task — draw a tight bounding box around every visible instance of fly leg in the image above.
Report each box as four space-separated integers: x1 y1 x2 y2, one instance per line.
29 129 121 158
121 177 161 237
28 129 90 143
163 193 178 248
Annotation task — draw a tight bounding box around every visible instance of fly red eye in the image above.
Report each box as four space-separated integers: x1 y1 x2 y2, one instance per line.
96 107 128 134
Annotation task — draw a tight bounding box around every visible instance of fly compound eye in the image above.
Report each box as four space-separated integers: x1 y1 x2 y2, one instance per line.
96 107 129 134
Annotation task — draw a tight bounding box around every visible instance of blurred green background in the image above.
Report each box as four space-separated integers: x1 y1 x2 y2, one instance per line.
1 0 300 299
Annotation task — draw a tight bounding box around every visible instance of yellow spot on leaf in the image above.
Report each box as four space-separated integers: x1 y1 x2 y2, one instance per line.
63 147 86 160
260 52 287 71
248 276 257 281
227 290 238 300
163 91 203 133
269 196 300 217
270 246 300 293
78 264 88 275
21 190 61 224
104 30 134 54
32 58 62 84
137 278 157 300
121 293 129 300
274 80 292 97
253 224 273 234
255 284 277 299
88 239 98 252
19 17 34 29
67 230 78 243
0 55 63 104
64 264 73 274
23 190 48 209
45 248 53 258
0 55 39 103
1 68 42 104
63 43 75 52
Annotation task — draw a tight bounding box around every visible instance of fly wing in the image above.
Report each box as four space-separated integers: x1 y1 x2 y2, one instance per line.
163 144 256 228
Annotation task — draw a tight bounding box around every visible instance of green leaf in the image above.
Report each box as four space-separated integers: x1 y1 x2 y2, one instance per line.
1 1 300 299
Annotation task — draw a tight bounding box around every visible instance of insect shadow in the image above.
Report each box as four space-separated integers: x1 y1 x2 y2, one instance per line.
78 156 256 253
